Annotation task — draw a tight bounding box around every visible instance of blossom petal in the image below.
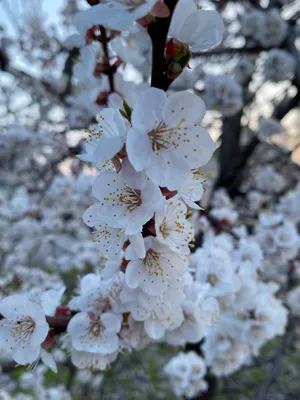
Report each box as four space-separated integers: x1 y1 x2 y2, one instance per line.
41 349 58 373
125 260 144 289
179 10 224 52
144 319 165 340
165 91 206 125
146 150 190 190
101 313 122 333
12 343 41 365
131 87 166 131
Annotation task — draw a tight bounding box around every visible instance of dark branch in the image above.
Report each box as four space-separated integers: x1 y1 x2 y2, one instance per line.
100 26 115 92
147 0 179 91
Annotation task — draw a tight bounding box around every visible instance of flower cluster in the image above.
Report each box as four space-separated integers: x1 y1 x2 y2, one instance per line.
241 8 288 48
2 0 300 398
64 85 216 364
164 352 208 398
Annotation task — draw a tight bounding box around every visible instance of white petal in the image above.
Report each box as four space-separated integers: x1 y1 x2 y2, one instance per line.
146 150 190 190
169 0 197 38
92 171 128 229
144 320 165 340
165 91 206 125
120 158 147 190
41 349 58 373
0 295 29 319
101 313 122 333
0 320 20 347
12 343 41 365
131 87 166 131
172 124 215 169
125 260 144 289
129 233 146 259
41 287 65 317
94 137 124 164
74 6 133 32
179 10 224 51
126 128 152 172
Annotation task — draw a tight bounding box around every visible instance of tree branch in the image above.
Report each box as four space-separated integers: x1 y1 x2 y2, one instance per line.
147 0 179 91
100 26 115 93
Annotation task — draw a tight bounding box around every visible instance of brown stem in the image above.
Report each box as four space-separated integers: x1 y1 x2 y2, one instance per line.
46 315 73 333
147 0 179 91
100 26 115 92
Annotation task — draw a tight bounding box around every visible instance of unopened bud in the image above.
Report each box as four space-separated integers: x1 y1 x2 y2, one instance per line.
86 0 100 5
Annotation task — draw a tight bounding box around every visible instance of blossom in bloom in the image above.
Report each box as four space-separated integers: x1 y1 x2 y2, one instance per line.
0 295 49 365
166 279 220 345
164 351 208 398
67 311 121 354
261 49 296 82
191 248 240 298
74 0 161 32
254 166 285 194
125 236 185 296
202 321 252 376
91 169 165 235
210 207 238 225
127 88 215 190
155 199 194 253
241 9 265 38
169 0 224 52
232 288 288 349
241 8 287 48
203 75 243 116
178 169 205 210
233 240 263 272
121 282 184 339
78 108 127 166
83 205 127 259
40 286 66 316
110 23 152 67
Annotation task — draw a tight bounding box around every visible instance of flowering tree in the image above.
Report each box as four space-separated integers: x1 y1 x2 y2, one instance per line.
0 0 300 399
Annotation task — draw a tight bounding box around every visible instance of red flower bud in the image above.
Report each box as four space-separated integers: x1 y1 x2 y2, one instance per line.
165 39 189 61
86 0 100 5
55 306 72 317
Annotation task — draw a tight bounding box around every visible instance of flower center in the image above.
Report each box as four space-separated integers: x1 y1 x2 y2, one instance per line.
148 119 186 152
159 217 170 238
119 185 142 212
104 185 142 213
13 316 36 340
143 249 165 277
207 273 218 286
89 319 104 338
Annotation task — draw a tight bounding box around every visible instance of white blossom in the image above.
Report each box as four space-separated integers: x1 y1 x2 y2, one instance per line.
261 49 296 82
155 199 194 253
91 170 165 235
125 236 185 296
67 311 121 354
203 75 243 116
74 0 159 32
169 0 224 52
0 295 49 365
127 88 215 190
164 352 208 398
